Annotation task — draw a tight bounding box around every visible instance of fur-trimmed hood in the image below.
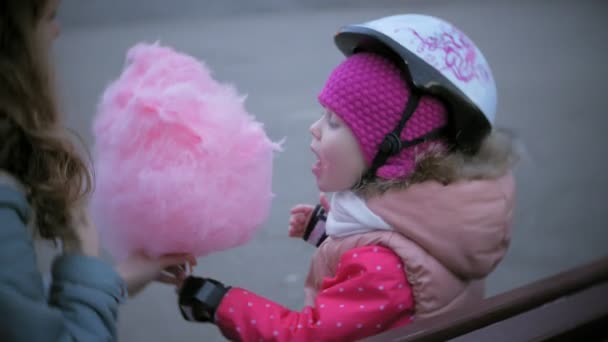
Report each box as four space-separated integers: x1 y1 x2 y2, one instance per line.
367 172 515 279
364 131 517 278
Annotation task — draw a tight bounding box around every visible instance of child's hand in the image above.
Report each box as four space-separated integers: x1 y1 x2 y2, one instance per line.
289 204 315 238
288 194 330 238
116 252 196 297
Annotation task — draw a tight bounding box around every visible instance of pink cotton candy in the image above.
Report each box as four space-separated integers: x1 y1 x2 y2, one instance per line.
91 42 280 260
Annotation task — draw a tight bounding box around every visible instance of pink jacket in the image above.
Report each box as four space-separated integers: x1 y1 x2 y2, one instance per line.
215 173 515 341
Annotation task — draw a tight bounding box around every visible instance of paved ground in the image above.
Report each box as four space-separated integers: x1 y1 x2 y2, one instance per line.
51 0 608 340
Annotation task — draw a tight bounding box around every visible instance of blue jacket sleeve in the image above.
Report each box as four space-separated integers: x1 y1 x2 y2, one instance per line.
0 185 127 341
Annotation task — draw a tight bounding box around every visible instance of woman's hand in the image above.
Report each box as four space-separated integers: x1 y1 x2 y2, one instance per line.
64 207 101 257
65 209 196 296
116 252 196 297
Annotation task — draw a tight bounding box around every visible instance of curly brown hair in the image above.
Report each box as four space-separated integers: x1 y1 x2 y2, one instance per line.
0 0 92 242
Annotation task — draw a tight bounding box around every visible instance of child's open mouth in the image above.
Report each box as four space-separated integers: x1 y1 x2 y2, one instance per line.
311 146 323 178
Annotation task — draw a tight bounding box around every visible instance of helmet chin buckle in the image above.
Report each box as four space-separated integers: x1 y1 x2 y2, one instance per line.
380 132 402 156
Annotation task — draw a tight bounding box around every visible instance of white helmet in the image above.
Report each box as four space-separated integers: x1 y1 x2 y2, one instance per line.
334 14 497 153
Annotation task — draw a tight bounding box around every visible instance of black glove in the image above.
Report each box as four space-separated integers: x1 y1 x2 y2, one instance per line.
178 276 230 323
302 204 328 247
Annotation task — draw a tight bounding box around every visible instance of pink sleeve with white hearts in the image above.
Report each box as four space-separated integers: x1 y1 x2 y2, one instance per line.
215 245 414 342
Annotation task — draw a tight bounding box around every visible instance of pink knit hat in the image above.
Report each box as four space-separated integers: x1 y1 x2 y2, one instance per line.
318 52 448 179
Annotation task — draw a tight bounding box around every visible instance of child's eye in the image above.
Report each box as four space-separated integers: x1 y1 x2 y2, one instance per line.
326 111 340 128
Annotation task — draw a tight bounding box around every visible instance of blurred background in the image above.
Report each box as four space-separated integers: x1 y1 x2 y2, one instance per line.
52 0 608 340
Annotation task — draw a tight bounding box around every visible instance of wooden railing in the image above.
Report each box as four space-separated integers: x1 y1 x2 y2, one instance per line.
363 256 608 341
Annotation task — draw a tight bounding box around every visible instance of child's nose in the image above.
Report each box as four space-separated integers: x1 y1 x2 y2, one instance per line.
310 119 322 139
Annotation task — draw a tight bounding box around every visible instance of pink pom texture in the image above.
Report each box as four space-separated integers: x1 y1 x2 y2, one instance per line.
91 42 280 260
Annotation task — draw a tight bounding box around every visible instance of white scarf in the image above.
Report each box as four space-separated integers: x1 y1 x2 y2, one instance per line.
325 191 393 237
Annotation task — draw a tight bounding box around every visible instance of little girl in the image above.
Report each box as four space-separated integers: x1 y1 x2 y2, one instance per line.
178 14 516 341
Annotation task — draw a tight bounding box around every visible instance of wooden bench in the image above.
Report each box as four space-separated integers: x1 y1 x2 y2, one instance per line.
363 256 608 341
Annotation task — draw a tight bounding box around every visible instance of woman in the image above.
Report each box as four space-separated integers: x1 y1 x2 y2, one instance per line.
0 1 193 340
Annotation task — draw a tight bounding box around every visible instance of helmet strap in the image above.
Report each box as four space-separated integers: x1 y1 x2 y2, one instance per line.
363 90 446 181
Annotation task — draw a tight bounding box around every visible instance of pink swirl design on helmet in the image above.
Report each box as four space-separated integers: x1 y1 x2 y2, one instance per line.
394 25 490 84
